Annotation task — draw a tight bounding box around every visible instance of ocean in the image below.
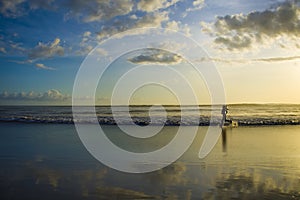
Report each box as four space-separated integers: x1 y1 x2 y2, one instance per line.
0 104 300 199
1 104 300 126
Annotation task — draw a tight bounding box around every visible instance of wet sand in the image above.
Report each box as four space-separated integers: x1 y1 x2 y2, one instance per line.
0 123 299 199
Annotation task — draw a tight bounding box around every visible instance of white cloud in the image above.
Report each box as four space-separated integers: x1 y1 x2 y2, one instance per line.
129 14 137 19
76 45 93 56
137 0 180 12
41 89 69 101
127 48 183 65
186 0 205 12
28 38 64 60
83 31 91 37
166 20 191 36
157 40 188 52
202 0 300 50
0 89 70 101
96 48 108 56
35 63 55 70
166 21 180 30
193 0 204 7
76 31 95 55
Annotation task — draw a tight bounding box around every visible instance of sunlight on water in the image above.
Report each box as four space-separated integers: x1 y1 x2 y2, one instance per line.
0 123 299 199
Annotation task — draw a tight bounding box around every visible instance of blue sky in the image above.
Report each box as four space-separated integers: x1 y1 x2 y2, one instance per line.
0 0 300 105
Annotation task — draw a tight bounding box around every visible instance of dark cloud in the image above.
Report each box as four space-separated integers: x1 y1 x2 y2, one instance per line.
27 0 55 10
0 0 133 21
253 55 300 62
96 12 169 41
64 0 134 22
0 0 55 17
128 48 183 65
0 0 27 17
0 0 193 58
198 55 300 64
203 0 300 50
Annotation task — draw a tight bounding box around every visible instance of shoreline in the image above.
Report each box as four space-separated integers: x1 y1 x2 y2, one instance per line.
1 121 300 127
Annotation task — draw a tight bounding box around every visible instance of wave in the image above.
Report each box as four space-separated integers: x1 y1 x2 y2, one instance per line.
1 116 300 126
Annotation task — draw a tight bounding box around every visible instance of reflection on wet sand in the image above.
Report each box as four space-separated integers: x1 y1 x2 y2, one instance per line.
1 123 300 199
1 157 300 200
203 174 300 200
222 128 227 153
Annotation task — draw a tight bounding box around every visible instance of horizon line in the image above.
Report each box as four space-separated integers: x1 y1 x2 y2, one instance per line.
1 102 300 106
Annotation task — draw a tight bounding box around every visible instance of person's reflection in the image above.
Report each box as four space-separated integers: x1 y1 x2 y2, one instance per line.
222 127 227 152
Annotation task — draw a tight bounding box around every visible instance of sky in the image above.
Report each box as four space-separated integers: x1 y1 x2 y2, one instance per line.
0 0 300 105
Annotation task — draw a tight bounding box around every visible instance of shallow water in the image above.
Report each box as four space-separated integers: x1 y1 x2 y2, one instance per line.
0 122 299 199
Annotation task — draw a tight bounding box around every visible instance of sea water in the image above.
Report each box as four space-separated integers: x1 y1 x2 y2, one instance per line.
1 104 300 126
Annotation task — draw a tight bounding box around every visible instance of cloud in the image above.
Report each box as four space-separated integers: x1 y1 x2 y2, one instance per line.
128 48 183 65
202 0 300 50
35 63 55 70
137 0 180 12
76 45 93 56
0 47 6 53
96 12 169 41
41 89 69 101
197 55 300 64
9 41 26 52
186 0 205 12
0 38 26 56
135 11 169 27
64 0 134 22
251 55 300 62
0 0 132 21
157 40 189 52
95 48 108 56
76 31 95 55
27 0 55 10
166 20 180 30
0 0 25 17
83 31 91 37
166 20 191 36
0 0 54 17
0 89 70 101
28 38 64 60
193 0 204 7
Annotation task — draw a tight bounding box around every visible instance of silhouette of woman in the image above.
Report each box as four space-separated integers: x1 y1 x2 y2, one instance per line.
221 105 228 124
